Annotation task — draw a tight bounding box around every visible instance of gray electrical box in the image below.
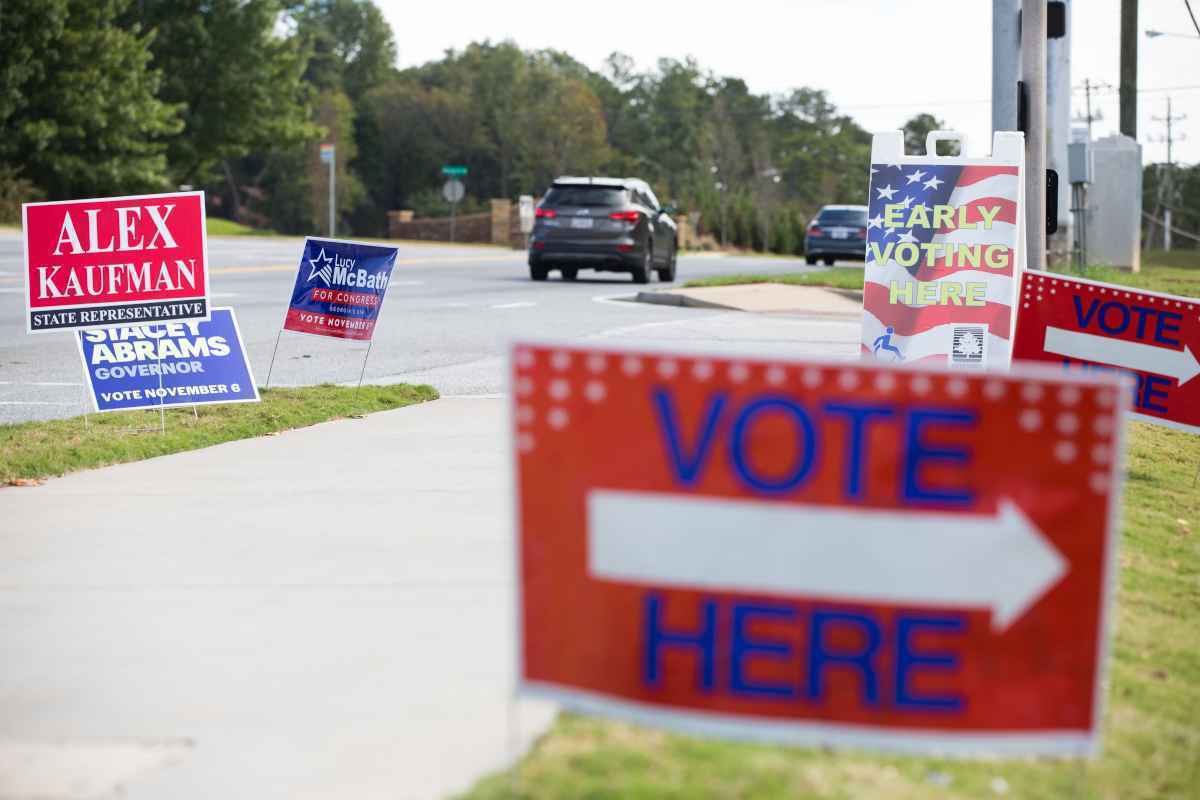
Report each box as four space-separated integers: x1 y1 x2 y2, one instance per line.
1068 140 1092 184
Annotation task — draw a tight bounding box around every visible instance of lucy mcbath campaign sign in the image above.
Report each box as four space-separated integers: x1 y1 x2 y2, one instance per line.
283 238 399 341
513 344 1126 756
1013 269 1200 435
78 307 258 412
23 191 209 333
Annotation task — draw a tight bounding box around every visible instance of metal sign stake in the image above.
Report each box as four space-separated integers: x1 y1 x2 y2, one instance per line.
156 323 166 434
79 353 91 431
264 328 284 390
355 339 375 391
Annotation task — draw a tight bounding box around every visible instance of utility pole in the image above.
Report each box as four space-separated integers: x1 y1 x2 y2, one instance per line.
1021 0 1048 269
1151 96 1187 251
992 0 1021 133
1073 79 1110 140
1119 0 1138 138
1046 0 1072 266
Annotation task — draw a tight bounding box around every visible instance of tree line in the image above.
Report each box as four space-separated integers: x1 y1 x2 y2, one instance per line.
3 0 1023 253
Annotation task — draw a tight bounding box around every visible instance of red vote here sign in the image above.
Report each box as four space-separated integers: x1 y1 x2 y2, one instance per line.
513 344 1125 756
1013 269 1200 434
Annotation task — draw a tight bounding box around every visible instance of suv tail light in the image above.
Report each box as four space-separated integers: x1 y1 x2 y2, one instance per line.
535 207 556 219
609 210 641 223
807 225 823 237
853 227 867 239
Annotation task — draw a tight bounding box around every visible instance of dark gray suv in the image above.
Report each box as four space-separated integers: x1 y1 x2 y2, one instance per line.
528 177 678 283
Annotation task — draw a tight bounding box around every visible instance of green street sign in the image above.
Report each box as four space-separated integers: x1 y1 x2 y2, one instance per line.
442 165 468 176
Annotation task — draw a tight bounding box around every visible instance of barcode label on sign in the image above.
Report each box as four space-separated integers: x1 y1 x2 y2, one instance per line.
951 325 987 368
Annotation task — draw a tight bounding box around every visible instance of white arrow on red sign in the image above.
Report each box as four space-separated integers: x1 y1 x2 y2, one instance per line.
1044 326 1200 386
588 490 1066 632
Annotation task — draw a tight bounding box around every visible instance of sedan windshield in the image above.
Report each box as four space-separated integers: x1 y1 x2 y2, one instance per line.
818 208 868 225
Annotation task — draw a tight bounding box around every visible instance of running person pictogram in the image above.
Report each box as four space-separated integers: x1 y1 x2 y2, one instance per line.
873 326 904 361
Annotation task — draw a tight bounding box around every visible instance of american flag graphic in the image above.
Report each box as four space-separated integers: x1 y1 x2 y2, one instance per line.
861 162 1021 366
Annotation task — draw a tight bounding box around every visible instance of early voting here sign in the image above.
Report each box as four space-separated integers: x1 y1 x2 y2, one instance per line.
23 191 209 333
78 307 258 412
513 344 1125 756
283 238 399 341
1013 269 1200 434
862 131 1024 368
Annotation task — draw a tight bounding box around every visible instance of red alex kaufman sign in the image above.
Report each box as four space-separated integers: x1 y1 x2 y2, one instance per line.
513 344 1126 756
1013 269 1200 434
23 192 209 333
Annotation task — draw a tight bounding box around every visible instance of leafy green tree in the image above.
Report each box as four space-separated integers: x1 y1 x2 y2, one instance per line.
355 79 483 227
520 59 610 189
903 112 959 156
126 0 317 214
0 0 181 198
771 208 796 255
290 0 398 101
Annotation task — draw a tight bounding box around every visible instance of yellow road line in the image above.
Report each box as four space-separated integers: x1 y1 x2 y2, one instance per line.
210 254 521 275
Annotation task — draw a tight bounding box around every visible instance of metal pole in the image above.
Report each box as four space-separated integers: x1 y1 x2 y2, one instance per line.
1119 0 1138 138
992 0 1021 133
1021 0 1048 270
1047 0 1072 264
1080 184 1088 266
264 328 283 390
80 353 91 431
156 324 166 435
329 150 336 238
450 199 457 243
355 339 375 391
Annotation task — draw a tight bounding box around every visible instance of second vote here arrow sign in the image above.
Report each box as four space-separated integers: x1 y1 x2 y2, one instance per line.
1013 269 1200 433
513 345 1126 756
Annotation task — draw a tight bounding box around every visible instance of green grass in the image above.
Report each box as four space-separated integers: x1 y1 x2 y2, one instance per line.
0 383 437 484
462 421 1200 800
1061 265 1200 298
682 250 1200 298
206 217 276 236
683 268 866 292
1136 249 1200 270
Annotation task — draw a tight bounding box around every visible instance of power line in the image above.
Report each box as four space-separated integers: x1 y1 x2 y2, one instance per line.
1185 0 1200 37
837 83 1200 113
1073 78 1112 139
1148 96 1189 250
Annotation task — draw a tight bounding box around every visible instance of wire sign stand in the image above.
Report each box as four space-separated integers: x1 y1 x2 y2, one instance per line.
265 237 400 392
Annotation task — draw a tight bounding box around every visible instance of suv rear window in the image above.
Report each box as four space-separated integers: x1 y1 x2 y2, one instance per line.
817 208 868 225
544 186 628 207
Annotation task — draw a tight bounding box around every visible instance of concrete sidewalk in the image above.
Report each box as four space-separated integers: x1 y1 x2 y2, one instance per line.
0 398 553 800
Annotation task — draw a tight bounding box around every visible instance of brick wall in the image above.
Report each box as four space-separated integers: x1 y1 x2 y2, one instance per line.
386 211 493 243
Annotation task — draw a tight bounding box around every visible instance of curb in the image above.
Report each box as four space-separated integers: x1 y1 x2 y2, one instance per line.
634 286 865 313
634 291 736 310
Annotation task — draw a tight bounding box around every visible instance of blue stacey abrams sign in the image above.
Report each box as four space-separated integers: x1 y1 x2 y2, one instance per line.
77 306 259 412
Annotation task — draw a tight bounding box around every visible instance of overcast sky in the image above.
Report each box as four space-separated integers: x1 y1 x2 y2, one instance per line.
377 0 1199 167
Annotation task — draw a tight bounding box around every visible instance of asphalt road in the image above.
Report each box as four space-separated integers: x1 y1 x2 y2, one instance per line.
0 232 860 423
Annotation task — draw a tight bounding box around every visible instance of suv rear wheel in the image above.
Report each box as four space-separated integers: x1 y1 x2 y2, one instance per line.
655 242 677 282
632 247 651 284
530 263 548 281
